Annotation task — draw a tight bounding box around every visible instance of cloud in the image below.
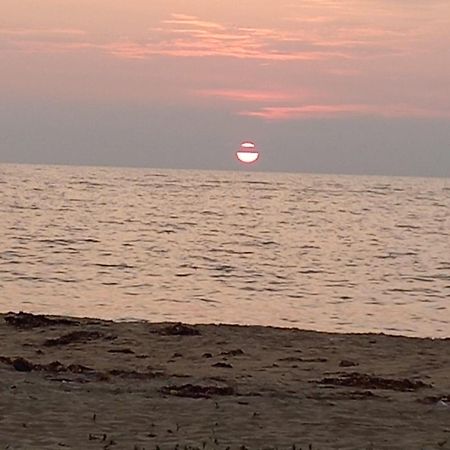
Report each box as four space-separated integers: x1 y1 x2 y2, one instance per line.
194 89 294 103
238 104 450 120
4 3 445 62
0 28 86 36
103 3 443 63
239 104 365 119
283 0 450 58
0 27 87 42
2 3 448 122
0 27 94 53
163 14 227 31
106 14 348 61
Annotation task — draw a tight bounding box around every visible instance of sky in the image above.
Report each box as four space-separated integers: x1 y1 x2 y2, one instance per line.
1 0 450 177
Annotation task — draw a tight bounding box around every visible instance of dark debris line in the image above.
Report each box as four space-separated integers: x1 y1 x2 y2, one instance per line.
318 372 432 391
4 311 80 328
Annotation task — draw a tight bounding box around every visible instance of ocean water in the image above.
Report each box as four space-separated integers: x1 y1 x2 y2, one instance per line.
0 163 449 338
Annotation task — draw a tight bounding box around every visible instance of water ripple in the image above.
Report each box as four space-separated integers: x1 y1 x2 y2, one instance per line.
0 163 449 337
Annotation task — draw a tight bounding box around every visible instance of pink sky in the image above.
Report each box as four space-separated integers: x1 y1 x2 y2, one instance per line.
2 0 450 120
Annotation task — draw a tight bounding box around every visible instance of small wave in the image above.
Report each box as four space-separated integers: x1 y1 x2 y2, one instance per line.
93 263 134 269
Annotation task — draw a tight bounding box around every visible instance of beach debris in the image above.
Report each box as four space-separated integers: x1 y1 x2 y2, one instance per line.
302 357 328 363
278 356 304 362
88 433 117 448
0 356 93 374
0 356 24 369
103 439 117 449
429 395 449 402
202 352 213 358
4 311 79 329
66 364 94 374
419 395 450 405
108 368 163 379
307 390 386 401
212 362 233 368
318 372 431 391
345 390 380 399
0 355 160 381
12 357 34 372
220 349 244 356
43 330 105 346
434 400 450 410
46 361 67 372
158 322 200 336
339 359 359 367
107 348 134 354
88 433 107 441
279 356 328 363
160 383 235 398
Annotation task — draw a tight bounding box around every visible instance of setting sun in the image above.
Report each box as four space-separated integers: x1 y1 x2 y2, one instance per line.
236 141 260 164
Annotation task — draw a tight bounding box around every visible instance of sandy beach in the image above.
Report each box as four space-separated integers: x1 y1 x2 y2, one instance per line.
0 312 449 449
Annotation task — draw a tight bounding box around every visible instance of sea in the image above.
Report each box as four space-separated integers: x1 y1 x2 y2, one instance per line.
0 163 449 338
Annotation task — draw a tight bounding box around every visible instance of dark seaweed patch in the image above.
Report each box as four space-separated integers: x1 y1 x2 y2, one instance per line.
4 312 79 329
157 323 200 336
160 383 234 398
318 372 431 391
44 330 105 346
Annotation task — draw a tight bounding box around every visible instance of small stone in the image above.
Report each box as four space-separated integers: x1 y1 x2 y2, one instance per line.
212 362 233 369
339 359 358 367
12 357 33 372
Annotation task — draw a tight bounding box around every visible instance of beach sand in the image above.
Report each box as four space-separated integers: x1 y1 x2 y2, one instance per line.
0 312 449 450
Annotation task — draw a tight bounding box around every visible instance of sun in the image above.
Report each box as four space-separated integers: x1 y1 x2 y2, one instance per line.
236 141 260 164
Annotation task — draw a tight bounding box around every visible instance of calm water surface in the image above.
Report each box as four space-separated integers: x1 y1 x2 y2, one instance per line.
1 163 449 337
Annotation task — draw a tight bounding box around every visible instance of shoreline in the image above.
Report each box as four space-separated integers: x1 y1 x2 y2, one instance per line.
1 311 449 449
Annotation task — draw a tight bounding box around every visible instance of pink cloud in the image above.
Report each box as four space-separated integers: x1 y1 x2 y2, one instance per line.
105 14 348 61
0 28 86 37
2 4 448 120
163 14 227 31
2 8 431 62
106 41 339 61
239 104 365 119
282 0 448 59
102 5 439 63
238 104 450 120
0 27 95 53
105 41 147 59
195 89 294 103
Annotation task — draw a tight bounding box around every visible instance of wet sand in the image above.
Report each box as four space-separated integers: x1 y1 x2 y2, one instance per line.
0 312 449 449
